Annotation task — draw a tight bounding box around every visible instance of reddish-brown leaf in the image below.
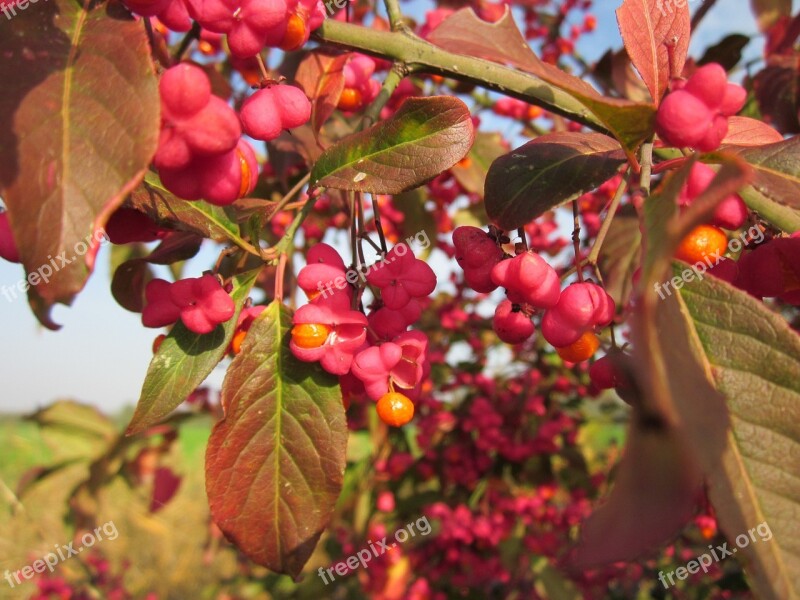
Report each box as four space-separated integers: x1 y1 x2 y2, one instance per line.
206 301 347 578
722 116 785 146
616 0 691 105
0 0 160 328
294 52 350 140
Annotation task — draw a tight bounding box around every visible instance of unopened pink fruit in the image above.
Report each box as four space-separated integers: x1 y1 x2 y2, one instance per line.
492 300 534 344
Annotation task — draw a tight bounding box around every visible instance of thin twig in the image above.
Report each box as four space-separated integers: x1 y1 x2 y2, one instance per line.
370 194 388 253
572 201 583 282
173 21 201 63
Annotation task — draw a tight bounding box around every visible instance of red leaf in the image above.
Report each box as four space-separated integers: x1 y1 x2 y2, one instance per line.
150 467 182 513
616 0 691 105
0 0 160 328
294 52 350 140
721 116 784 146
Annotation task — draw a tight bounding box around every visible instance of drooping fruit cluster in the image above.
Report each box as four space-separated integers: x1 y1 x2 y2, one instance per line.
453 226 615 362
655 63 746 152
143 274 236 334
289 242 436 426
155 64 258 206
0 210 21 263
240 84 311 142
337 54 381 112
123 0 325 57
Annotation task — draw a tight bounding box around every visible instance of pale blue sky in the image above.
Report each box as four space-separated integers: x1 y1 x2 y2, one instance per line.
0 0 776 413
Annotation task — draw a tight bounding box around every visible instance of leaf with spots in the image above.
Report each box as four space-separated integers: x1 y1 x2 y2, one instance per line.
206 301 347 578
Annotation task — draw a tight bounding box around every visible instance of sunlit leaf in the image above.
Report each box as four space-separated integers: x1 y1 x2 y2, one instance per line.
206 301 347 577
311 96 474 194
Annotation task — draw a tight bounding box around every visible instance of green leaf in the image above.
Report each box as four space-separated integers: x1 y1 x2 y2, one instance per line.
678 269 800 599
0 0 160 329
310 96 474 193
129 173 248 246
738 185 800 233
29 400 116 462
126 269 261 435
485 133 626 230
712 139 800 231
205 301 347 578
427 8 656 152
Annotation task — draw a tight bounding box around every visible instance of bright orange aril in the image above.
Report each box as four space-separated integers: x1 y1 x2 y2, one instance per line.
291 323 331 349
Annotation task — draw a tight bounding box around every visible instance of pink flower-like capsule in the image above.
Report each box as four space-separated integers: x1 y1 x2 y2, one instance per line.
159 139 258 205
172 275 236 333
0 211 21 263
290 292 368 375
368 299 422 341
453 226 503 293
351 330 429 400
158 0 193 32
296 243 352 301
154 64 241 171
541 282 615 348
492 300 535 345
678 163 748 230
367 246 437 310
142 275 236 334
142 279 181 328
490 251 560 308
226 0 288 58
239 84 311 142
656 63 746 152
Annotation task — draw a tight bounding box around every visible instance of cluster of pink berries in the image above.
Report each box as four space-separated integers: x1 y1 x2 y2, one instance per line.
656 63 747 152
337 54 381 112
453 226 615 362
124 0 324 57
240 83 311 142
155 63 259 206
289 243 437 425
143 274 235 334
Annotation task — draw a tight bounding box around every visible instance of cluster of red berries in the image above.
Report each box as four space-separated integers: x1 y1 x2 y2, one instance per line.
143 273 235 334
289 243 437 427
656 63 746 152
155 63 259 206
337 54 381 112
453 226 615 363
